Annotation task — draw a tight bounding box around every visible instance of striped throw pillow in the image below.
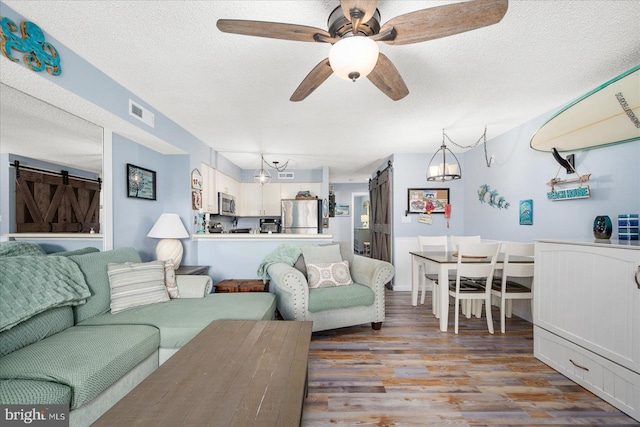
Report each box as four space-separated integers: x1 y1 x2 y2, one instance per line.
107 261 169 313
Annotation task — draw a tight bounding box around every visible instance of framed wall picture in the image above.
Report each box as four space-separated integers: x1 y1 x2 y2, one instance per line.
335 204 350 216
519 199 533 225
407 188 450 214
191 168 203 190
322 217 329 228
127 163 156 200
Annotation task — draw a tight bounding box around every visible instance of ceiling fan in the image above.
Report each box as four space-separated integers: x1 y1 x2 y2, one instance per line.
217 0 508 102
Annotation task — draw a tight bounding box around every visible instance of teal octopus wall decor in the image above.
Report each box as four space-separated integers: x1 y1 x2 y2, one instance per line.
478 184 510 209
0 17 61 75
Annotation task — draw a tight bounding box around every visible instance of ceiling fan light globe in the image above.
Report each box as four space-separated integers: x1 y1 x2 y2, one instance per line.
329 36 379 81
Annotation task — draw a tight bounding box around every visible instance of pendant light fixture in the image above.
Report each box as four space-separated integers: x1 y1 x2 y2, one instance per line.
426 127 490 182
253 155 272 185
426 129 462 182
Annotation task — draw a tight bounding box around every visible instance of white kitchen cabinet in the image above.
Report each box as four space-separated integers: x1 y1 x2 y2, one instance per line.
280 183 322 200
215 170 240 198
533 239 640 421
200 163 218 213
240 183 281 216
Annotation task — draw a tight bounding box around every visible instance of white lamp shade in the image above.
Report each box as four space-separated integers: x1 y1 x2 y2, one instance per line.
329 36 379 81
148 214 189 268
147 213 189 239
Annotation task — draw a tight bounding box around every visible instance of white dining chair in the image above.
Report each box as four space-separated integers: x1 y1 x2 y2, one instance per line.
448 242 501 334
450 235 482 251
449 235 482 317
490 242 534 333
417 235 449 317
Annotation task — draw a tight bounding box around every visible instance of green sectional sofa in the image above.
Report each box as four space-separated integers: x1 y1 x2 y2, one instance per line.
0 243 276 426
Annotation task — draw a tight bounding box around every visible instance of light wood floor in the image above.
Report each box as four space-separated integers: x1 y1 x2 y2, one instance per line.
302 291 639 426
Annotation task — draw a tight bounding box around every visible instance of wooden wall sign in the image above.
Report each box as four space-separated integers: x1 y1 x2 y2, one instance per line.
547 186 590 201
0 17 61 75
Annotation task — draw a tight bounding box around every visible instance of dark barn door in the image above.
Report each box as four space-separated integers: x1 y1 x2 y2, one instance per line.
369 162 393 288
15 168 100 233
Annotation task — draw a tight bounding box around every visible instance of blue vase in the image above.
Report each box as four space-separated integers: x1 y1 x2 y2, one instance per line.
593 215 612 239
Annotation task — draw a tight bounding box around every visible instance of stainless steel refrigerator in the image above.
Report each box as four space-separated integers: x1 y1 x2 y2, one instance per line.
281 199 323 234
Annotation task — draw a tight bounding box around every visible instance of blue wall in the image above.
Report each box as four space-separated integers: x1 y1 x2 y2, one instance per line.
463 109 640 242
112 134 192 262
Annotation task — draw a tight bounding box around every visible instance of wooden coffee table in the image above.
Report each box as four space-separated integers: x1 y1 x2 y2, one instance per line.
94 320 313 426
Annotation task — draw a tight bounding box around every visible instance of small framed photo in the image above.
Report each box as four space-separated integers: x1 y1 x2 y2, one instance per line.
519 199 533 225
192 190 202 210
335 204 350 217
407 188 449 214
127 163 156 200
191 168 203 190
322 217 329 228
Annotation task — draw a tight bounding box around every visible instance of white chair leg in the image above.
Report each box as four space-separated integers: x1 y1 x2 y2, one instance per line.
473 300 482 318
485 296 494 334
506 300 513 318
420 280 426 305
454 297 460 334
463 300 472 318
500 296 506 334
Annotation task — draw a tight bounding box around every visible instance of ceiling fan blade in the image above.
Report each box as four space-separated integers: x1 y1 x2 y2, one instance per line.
217 19 332 43
340 0 379 34
290 58 334 102
367 53 409 101
379 0 508 45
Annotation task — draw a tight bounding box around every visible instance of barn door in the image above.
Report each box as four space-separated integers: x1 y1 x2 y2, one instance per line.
369 161 393 288
15 168 100 233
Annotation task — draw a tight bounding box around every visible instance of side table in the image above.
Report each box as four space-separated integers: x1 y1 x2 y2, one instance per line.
215 279 268 293
175 265 209 275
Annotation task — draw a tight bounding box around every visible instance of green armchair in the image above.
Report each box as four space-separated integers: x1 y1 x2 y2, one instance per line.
266 248 394 332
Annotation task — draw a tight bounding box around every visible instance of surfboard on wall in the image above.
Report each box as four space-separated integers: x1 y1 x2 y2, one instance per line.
530 64 640 152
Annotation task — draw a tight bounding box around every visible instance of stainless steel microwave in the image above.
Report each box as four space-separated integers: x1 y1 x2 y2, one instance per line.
218 192 236 216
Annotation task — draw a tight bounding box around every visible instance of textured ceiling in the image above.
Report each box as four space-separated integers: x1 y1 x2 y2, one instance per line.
2 0 639 182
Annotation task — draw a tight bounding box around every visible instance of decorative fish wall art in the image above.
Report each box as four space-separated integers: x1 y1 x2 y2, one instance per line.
478 184 510 209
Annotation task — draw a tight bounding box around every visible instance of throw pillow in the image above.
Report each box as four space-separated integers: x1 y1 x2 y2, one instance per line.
107 261 169 313
302 244 342 265
163 260 180 299
307 261 353 288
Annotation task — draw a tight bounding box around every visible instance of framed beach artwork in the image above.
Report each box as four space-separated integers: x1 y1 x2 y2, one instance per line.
519 199 533 225
335 204 350 217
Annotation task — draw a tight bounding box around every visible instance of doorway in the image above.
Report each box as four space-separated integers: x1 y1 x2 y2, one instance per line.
351 192 371 256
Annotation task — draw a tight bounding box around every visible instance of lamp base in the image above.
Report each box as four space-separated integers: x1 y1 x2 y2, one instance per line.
155 238 184 269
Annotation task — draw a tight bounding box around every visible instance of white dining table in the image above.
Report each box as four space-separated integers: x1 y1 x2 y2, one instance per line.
410 251 534 332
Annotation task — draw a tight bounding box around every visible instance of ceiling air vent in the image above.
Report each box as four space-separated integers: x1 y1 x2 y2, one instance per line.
278 171 294 179
129 99 155 128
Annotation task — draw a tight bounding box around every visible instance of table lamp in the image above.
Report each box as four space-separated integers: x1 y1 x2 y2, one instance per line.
147 213 189 268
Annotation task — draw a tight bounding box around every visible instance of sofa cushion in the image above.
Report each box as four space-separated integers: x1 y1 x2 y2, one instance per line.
0 325 159 409
0 306 74 357
0 242 45 257
302 244 342 265
107 261 169 313
307 283 375 313
0 379 71 405
49 247 100 257
78 293 276 349
70 247 142 323
307 261 353 288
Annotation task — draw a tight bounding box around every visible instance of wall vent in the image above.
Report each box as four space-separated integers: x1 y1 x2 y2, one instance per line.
278 171 295 179
129 99 155 128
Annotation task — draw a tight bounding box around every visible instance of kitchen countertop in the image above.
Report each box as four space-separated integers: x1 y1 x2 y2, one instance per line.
192 233 333 241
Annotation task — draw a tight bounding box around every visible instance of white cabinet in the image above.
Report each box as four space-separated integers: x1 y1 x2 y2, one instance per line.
534 240 640 421
200 163 218 213
215 170 240 198
240 183 281 216
280 183 322 200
